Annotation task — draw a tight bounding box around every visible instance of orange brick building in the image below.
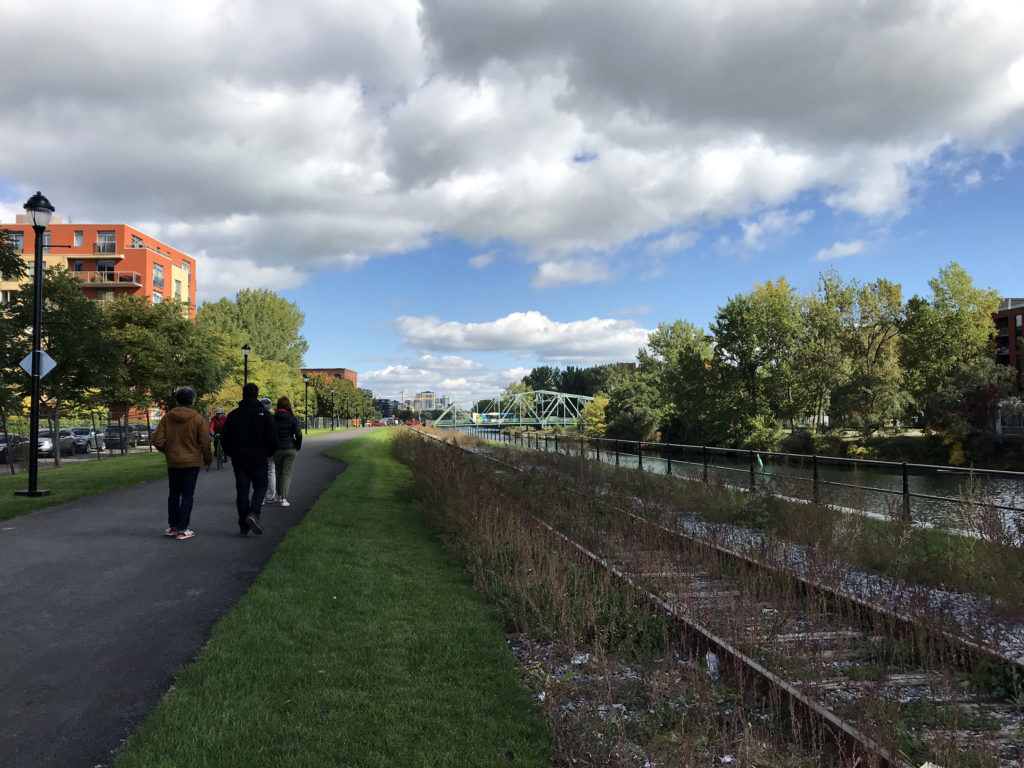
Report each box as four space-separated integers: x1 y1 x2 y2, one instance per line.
301 367 358 388
1 216 197 316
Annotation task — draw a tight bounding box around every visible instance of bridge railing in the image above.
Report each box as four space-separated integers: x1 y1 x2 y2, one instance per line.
450 425 1024 542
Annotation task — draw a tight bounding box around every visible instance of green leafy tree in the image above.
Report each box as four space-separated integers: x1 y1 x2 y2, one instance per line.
901 262 1001 426
522 365 560 392
710 278 802 433
100 296 229 414
0 268 119 415
0 228 26 281
580 393 609 437
197 288 308 374
638 320 717 443
792 270 855 431
604 373 661 441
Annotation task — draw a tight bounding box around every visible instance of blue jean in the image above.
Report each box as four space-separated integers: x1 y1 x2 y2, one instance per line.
167 466 201 531
233 458 268 528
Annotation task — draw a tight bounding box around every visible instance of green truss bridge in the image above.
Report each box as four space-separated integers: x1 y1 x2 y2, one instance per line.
431 390 594 429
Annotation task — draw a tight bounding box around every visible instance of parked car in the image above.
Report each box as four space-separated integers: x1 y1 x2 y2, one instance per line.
132 424 156 446
70 426 105 453
0 434 28 463
104 424 138 450
37 428 76 457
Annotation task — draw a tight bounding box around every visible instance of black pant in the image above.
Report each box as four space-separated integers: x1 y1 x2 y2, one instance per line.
167 466 201 531
232 458 268 528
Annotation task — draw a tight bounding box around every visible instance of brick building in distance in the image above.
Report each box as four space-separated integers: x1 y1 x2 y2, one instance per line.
0 215 197 316
301 367 358 388
994 298 1024 388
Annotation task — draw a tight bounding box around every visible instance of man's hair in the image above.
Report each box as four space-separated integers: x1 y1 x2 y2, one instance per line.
243 382 259 399
175 386 196 406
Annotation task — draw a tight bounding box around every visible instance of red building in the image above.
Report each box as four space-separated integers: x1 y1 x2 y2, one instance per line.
994 298 1024 389
1 216 197 317
301 367 358 388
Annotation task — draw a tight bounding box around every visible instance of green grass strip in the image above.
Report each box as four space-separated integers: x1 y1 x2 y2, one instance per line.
0 451 166 522
115 429 550 768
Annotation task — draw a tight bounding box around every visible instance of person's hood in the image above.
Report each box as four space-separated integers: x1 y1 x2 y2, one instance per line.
166 406 199 422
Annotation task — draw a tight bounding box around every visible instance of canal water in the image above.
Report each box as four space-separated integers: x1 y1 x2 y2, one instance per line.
463 429 1024 541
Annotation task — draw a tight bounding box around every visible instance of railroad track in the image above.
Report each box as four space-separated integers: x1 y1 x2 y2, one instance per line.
410 427 1024 767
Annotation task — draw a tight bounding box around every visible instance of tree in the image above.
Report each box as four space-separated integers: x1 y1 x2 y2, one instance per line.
522 365 560 392
637 320 717 443
197 289 308 374
791 270 855 431
0 228 26 281
580 393 609 437
901 262 1001 425
710 278 802 431
99 296 229 414
0 268 119 415
604 373 661 441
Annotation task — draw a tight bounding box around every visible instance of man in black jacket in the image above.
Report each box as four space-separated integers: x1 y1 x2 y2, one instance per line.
221 382 278 535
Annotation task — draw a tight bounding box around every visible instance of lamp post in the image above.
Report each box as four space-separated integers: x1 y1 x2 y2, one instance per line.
303 375 310 434
15 192 55 498
241 343 250 387
330 388 335 431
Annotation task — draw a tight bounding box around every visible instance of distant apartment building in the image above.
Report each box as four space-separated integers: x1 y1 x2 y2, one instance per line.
300 367 358 388
994 298 1024 389
411 390 436 412
0 216 196 316
375 398 400 417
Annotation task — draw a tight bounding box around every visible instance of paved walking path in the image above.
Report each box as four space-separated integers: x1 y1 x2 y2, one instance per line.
0 429 364 768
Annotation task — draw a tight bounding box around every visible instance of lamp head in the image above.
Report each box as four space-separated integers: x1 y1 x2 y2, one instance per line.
23 191 55 228
241 343 251 357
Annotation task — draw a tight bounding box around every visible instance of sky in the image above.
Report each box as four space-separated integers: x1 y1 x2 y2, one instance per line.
2 0 1023 404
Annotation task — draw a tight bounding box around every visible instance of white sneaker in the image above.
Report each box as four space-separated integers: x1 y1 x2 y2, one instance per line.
279 498 290 507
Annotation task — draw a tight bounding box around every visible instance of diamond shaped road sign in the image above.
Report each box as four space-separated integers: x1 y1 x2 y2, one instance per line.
19 350 57 379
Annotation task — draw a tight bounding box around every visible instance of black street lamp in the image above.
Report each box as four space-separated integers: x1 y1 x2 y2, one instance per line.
330 388 335 431
303 375 310 434
15 192 55 498
241 343 251 387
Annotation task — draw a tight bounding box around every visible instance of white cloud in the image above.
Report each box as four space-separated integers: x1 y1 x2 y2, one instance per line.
645 230 698 255
394 310 652 363
360 356 540 402
814 240 865 262
468 250 496 269
963 169 982 186
1 0 1023 284
531 258 611 288
741 209 815 251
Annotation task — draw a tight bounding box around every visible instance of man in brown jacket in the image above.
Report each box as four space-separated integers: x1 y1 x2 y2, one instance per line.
153 386 213 540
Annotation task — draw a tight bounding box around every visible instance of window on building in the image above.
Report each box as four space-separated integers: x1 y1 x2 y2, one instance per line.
153 263 164 289
152 291 163 304
182 260 191 283
97 289 114 302
73 260 84 272
174 279 182 299
97 259 115 278
8 232 23 251
96 230 115 254
131 235 144 248
1017 315 1022 328
0 290 12 305
74 230 83 247
41 231 50 254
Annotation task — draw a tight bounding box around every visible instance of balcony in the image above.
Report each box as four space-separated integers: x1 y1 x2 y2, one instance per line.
73 270 142 287
93 242 117 254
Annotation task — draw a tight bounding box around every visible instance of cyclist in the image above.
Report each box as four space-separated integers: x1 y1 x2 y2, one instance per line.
210 407 227 467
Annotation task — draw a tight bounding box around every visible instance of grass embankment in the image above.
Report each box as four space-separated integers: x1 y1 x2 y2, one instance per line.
0 451 165 522
115 429 549 768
